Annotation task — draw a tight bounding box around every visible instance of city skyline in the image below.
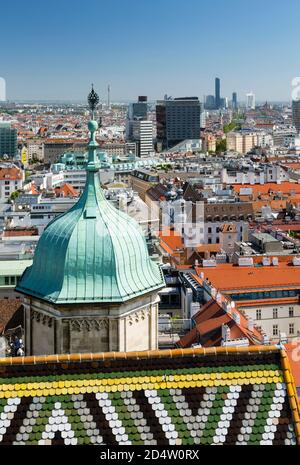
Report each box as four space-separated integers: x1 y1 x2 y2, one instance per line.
1 0 300 102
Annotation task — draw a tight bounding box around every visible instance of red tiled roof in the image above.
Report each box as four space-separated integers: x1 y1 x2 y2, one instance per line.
55 183 79 198
3 227 38 237
159 228 183 253
233 182 300 195
0 167 22 181
196 244 221 253
194 262 300 292
178 298 263 348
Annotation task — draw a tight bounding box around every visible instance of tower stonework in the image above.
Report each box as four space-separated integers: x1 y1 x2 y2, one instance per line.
16 87 165 355
22 293 160 355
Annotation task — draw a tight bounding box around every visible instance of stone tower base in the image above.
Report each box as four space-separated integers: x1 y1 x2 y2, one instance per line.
22 292 160 356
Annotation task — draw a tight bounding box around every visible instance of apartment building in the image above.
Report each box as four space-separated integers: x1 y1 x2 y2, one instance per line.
194 261 300 343
226 131 258 154
0 164 24 201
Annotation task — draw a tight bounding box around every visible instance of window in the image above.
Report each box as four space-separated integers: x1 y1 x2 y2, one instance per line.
4 277 9 285
256 309 262 320
273 308 278 319
208 227 212 234
289 324 295 336
289 307 294 318
273 325 278 336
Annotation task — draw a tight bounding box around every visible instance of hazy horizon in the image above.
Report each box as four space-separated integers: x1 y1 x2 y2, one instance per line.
2 0 300 102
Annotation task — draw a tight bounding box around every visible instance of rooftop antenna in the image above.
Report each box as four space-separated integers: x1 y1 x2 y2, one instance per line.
107 84 111 109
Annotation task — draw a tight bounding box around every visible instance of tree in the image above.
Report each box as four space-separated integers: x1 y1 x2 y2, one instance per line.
223 122 237 134
10 190 20 200
216 139 227 153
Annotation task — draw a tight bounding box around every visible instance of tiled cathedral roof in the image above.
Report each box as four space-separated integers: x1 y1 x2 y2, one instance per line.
0 346 299 445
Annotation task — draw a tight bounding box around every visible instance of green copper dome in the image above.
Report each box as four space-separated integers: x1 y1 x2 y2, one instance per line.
16 92 165 304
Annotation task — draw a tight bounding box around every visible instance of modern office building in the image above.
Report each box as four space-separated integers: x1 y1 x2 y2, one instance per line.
131 119 154 158
128 95 148 119
126 96 153 157
292 100 300 133
205 95 215 110
200 104 206 129
126 96 148 139
246 92 256 110
232 92 238 110
215 77 221 109
0 122 17 157
156 97 201 150
220 97 228 109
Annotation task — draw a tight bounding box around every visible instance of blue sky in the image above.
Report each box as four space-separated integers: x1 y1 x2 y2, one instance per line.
1 0 300 101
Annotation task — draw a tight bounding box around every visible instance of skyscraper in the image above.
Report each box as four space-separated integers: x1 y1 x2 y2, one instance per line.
246 92 256 110
0 122 17 157
156 97 201 150
126 96 148 140
126 96 153 157
205 95 215 110
232 92 238 110
215 77 221 110
292 100 300 133
131 120 154 158
128 96 148 120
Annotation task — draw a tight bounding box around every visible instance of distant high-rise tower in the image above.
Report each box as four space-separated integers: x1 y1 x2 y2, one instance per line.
292 100 300 133
246 92 256 110
107 84 111 109
232 92 238 110
205 95 215 110
215 77 221 109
